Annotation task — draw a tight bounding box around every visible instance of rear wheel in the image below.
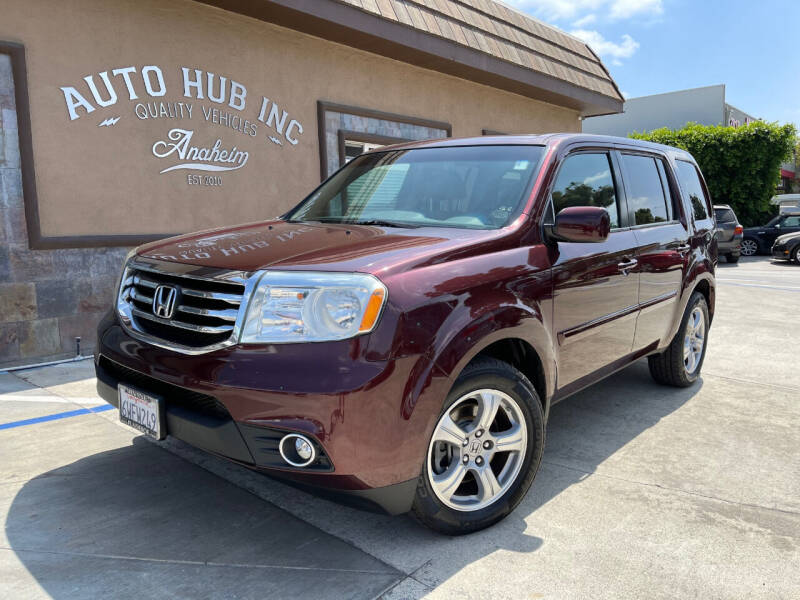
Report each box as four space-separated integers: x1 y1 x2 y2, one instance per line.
648 292 709 387
412 358 544 535
725 253 739 263
740 238 759 256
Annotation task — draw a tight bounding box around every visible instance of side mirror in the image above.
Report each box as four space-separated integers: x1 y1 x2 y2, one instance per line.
550 206 611 243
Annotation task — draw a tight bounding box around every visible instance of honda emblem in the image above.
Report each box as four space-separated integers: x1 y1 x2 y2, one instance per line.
152 285 178 319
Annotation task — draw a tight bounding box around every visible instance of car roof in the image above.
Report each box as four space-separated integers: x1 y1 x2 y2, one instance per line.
368 133 696 162
713 204 733 210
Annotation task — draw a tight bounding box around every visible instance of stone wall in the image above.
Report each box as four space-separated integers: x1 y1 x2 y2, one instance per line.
0 53 128 368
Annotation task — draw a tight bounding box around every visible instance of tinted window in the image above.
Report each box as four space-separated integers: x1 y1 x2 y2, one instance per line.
551 153 619 228
714 208 736 223
675 160 710 221
288 145 545 229
782 216 800 227
621 154 670 225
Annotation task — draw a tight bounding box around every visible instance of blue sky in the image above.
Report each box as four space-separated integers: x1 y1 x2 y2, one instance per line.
506 0 800 126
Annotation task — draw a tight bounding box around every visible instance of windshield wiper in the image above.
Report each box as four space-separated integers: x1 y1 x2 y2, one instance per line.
349 219 422 229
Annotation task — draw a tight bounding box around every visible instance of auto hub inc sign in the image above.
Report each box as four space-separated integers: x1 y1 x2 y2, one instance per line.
59 65 304 183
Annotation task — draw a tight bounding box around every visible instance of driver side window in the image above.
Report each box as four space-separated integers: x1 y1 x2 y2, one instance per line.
552 153 620 228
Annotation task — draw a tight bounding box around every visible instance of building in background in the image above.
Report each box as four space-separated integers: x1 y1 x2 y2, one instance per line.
0 0 623 367
582 84 756 137
583 84 799 195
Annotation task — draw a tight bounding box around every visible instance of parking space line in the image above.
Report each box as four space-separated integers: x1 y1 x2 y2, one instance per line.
716 280 800 292
0 405 114 430
0 547 399 575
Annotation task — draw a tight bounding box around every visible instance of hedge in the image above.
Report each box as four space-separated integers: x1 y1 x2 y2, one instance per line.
630 121 796 225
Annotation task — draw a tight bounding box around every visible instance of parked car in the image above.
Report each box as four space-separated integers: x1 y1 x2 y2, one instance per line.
741 213 800 256
772 230 800 264
713 204 743 263
95 134 716 534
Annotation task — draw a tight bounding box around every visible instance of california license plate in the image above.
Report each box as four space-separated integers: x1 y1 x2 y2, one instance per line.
119 384 165 440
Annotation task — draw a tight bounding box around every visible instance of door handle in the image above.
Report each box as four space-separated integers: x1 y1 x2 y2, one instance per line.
617 258 638 274
670 243 691 254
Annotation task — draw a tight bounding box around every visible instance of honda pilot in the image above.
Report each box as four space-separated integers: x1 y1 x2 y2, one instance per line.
95 134 717 534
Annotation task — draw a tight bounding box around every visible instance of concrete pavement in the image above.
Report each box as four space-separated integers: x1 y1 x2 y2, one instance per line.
1 256 798 599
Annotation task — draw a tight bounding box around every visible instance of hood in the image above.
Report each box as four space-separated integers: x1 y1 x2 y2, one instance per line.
775 231 800 244
136 220 504 276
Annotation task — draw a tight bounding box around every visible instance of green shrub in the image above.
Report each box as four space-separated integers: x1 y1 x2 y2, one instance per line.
630 121 796 225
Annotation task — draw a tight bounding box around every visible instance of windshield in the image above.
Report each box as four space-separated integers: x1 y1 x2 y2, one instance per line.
286 145 545 229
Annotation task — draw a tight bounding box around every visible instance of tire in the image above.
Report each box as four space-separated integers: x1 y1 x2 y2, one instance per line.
411 358 545 535
648 291 709 387
740 238 759 257
725 253 739 263
792 246 800 265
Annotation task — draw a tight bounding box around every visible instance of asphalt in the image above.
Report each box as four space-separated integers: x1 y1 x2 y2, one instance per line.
1 255 798 599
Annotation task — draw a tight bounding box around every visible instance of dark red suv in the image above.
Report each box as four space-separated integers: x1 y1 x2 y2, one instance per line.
95 134 716 534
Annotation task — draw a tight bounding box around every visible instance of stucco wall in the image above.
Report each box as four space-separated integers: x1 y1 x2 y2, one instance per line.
0 0 580 367
0 0 580 241
0 53 128 366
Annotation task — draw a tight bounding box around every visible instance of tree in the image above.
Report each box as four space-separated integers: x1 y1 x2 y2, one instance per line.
630 121 797 225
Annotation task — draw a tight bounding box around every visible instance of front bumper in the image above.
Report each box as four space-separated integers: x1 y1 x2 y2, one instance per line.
94 310 446 515
772 245 791 260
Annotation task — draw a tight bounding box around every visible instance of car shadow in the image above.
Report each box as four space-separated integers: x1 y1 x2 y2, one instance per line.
6 360 701 598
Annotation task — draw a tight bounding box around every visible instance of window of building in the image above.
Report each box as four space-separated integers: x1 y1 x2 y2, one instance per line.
551 153 620 228
675 160 710 221
621 154 670 225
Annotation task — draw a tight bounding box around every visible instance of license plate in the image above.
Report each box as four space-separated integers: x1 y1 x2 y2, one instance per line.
119 384 165 440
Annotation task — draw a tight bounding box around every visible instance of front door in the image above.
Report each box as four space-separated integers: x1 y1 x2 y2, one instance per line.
549 151 639 388
767 215 800 246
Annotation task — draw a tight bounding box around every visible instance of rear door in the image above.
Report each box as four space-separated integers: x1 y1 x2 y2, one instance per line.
618 151 690 351
549 149 639 388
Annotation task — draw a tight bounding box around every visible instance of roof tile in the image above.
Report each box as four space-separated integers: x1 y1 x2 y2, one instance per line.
336 0 622 103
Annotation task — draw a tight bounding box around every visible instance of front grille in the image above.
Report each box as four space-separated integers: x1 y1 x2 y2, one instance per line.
120 262 246 349
99 356 231 421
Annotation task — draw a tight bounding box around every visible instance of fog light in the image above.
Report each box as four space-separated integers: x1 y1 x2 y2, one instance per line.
278 433 317 467
295 437 313 460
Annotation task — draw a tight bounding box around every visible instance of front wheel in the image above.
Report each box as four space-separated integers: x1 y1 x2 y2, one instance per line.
792 246 800 265
740 238 759 256
412 358 545 535
648 292 709 387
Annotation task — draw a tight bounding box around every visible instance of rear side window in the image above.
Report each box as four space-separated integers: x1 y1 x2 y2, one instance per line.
551 153 620 228
675 161 710 221
620 154 670 225
714 208 736 223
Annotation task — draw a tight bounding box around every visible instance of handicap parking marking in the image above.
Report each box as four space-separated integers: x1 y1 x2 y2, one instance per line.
0 405 115 430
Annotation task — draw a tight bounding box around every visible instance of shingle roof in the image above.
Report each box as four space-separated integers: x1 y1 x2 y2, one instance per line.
335 0 623 104
200 0 624 115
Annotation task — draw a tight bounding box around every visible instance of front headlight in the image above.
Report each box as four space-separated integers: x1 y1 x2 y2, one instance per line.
240 271 387 344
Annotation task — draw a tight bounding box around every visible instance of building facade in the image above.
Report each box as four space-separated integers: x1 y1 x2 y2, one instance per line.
582 84 755 136
0 0 623 367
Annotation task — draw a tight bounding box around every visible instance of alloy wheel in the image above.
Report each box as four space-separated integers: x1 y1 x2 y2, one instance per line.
427 389 527 512
740 239 758 256
683 307 705 375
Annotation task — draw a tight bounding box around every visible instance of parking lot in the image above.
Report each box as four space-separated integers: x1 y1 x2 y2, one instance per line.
1 256 798 600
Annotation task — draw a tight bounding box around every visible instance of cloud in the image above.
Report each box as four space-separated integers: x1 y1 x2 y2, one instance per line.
505 0 662 23
572 14 597 27
570 29 640 64
608 0 663 20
